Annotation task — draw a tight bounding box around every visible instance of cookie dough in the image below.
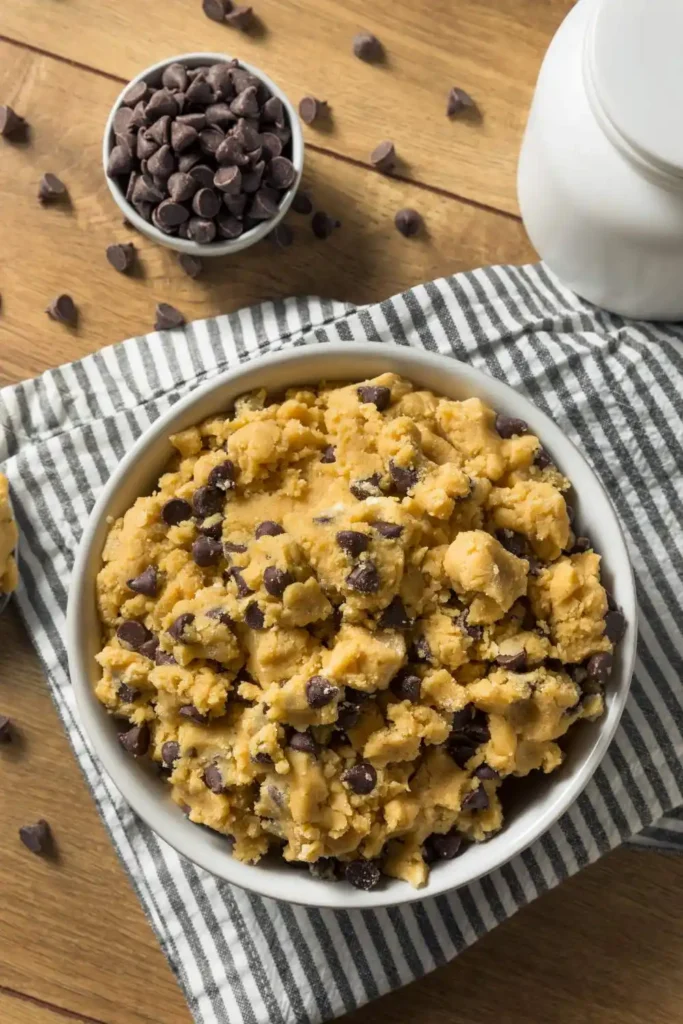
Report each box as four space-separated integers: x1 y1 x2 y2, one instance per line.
94 373 622 889
0 474 18 595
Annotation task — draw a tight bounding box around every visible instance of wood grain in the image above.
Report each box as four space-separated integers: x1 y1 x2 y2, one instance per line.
0 988 100 1024
0 0 573 215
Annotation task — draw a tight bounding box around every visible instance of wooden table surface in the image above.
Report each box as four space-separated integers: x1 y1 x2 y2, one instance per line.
1 2 682 1023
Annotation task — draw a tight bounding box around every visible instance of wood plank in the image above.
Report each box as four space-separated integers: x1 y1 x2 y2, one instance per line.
0 988 100 1024
0 40 534 388
0 0 573 215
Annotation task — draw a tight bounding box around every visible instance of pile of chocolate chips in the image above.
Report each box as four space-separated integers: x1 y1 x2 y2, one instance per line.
106 59 297 244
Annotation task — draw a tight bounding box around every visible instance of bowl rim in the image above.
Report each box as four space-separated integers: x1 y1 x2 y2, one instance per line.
67 342 637 909
102 51 305 257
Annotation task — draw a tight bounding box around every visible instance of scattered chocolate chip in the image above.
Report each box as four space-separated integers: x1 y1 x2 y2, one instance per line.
474 763 499 780
154 303 185 331
162 498 192 525
202 0 229 20
179 704 208 723
345 858 381 890
446 86 475 117
224 540 248 554
357 384 391 411
38 173 67 203
106 242 136 273
388 459 418 496
0 105 27 138
244 602 265 629
289 730 318 755
117 619 153 650
205 462 235 494
0 715 13 742
118 723 150 757
161 740 181 767
306 675 338 708
292 190 313 215
226 4 254 29
228 566 253 597
192 485 224 518
495 414 528 439
604 609 626 643
117 682 140 704
203 763 226 793
192 535 223 567
353 32 383 62
394 208 423 237
346 561 380 594
126 565 159 596
336 702 361 731
107 144 134 178
378 596 410 630
342 761 377 795
178 253 203 279
496 650 527 672
424 830 462 862
370 140 396 173
534 446 553 469
461 785 490 812
311 210 340 239
372 520 403 539
391 670 421 702
255 520 284 538
587 652 613 684
19 820 52 855
46 294 78 326
336 530 369 558
155 649 177 666
168 613 195 641
299 96 329 126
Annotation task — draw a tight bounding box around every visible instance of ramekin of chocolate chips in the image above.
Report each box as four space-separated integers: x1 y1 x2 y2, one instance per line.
102 52 304 255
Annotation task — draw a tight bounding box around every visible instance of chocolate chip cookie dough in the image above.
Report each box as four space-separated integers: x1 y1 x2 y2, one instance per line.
94 373 624 889
0 474 18 595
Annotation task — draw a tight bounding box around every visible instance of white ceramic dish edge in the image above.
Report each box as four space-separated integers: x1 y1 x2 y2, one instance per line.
102 52 304 257
67 342 637 909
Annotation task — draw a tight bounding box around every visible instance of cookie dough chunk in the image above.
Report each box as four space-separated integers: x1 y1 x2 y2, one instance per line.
0 474 18 594
444 530 528 623
487 480 571 561
529 551 611 662
435 397 538 481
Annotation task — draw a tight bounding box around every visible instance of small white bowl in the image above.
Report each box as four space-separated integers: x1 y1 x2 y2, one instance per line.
67 344 637 909
102 52 304 257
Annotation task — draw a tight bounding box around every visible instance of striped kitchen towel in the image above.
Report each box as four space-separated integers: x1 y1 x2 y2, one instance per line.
1 263 682 1023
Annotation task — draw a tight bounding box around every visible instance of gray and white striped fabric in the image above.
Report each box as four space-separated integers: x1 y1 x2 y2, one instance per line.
1 263 682 1024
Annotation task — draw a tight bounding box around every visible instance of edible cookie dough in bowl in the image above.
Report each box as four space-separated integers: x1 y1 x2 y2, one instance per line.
67 344 636 909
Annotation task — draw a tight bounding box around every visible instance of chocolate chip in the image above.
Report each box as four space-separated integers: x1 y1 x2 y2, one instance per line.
306 675 338 708
309 857 341 881
126 565 159 597
466 711 490 746
216 136 249 168
117 682 140 704
342 761 377 795
372 520 403 539
496 529 528 560
0 105 27 138
270 223 293 248
107 144 134 177
388 459 418 496
132 173 165 204
252 752 273 766
299 96 329 125
178 252 203 278
424 830 462 862
190 486 223 519
457 610 483 641
344 858 380 890
228 566 253 597
461 785 490 812
289 730 318 755
336 702 361 731
136 129 157 161
587 652 613 684
213 165 243 195
191 187 221 219
474 763 499 780
203 763 226 793
230 86 260 119
205 607 232 625
207 64 235 100
38 173 67 203
106 242 136 274
224 540 248 554
391 670 421 702
241 160 265 194
168 613 195 641
226 5 254 28
199 127 226 159
378 596 410 630
19 820 52 855
122 81 149 107
336 530 369 558
188 163 216 189
0 715 13 742
604 609 626 643
353 32 383 62
344 688 371 706
446 86 475 117
117 619 153 650
311 211 340 239
156 199 190 230
370 140 396 173
192 535 223 567
346 561 380 594
244 602 265 629
178 111 208 130
161 61 188 92
118 723 150 757
571 536 592 554
145 89 178 123
148 115 171 147
179 704 208 723
161 740 181 767
114 106 135 135
292 190 313 215
262 566 293 599
155 649 177 666
249 188 279 220
260 132 283 162
495 414 528 438
202 0 229 20
46 294 78 326
394 208 423 237
412 636 432 663
155 303 185 330
187 217 217 244
162 498 192 525
496 650 527 672
357 384 391 411
534 446 553 469
255 521 284 538
217 212 244 239
447 739 478 769
320 444 336 463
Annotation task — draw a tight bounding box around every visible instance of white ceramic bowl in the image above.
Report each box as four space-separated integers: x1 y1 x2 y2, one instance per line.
67 343 637 909
102 52 304 257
